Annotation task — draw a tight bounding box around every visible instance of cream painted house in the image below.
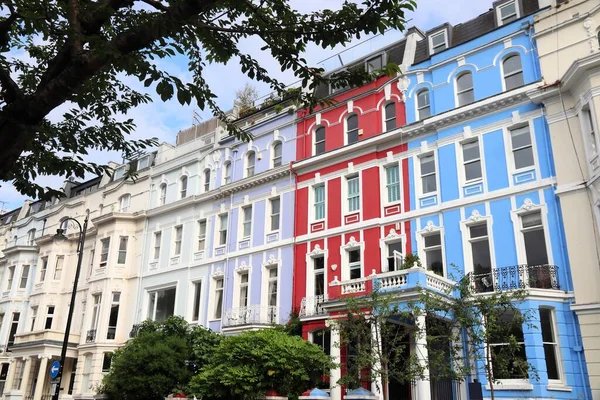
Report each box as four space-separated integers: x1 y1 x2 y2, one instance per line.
531 0 600 396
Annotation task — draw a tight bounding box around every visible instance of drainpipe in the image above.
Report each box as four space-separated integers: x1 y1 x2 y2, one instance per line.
290 162 299 317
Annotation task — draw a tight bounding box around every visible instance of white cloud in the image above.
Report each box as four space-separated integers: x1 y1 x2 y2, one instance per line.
0 0 496 210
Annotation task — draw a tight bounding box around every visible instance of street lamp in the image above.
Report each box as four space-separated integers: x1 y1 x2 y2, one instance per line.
51 211 89 400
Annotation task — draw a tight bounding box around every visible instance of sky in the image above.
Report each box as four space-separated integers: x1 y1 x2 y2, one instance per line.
0 0 497 211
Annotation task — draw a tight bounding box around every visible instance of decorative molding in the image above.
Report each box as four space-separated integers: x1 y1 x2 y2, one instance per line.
397 75 410 101
308 244 325 257
584 18 595 53
211 267 224 278
468 209 484 223
235 261 251 273
422 220 438 233
384 228 401 240
342 236 360 249
263 254 279 267
331 264 338 271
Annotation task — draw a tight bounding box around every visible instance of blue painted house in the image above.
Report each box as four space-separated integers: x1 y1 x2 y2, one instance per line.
133 95 297 335
399 0 590 398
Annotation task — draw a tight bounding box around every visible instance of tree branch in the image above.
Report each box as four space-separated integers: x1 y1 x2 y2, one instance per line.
140 0 169 12
0 65 21 103
0 12 20 48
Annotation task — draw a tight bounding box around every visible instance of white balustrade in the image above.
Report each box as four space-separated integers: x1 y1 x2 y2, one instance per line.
377 270 409 289
425 272 454 293
222 305 278 327
299 295 328 317
341 278 368 294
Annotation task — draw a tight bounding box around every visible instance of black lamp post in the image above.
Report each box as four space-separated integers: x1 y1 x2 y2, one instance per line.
51 212 89 400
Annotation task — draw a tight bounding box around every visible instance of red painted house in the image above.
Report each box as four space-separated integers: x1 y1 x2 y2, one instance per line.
291 34 420 399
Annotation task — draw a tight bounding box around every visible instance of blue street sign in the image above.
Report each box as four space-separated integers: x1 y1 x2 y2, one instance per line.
50 360 60 379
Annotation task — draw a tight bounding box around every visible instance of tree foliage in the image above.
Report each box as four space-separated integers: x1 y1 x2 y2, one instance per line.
336 262 538 400
0 0 416 199
189 329 334 400
100 316 221 400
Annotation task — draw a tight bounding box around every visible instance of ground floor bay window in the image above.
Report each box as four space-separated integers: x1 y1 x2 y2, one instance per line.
147 287 176 322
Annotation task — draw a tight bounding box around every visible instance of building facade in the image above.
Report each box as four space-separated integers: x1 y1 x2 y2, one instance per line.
133 96 297 335
531 0 600 396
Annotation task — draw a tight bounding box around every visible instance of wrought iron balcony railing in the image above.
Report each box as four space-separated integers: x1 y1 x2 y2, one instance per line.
470 264 559 294
129 324 143 338
85 329 96 343
299 295 328 317
222 305 278 327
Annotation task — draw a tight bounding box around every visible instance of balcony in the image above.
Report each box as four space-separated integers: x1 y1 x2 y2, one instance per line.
470 264 560 294
222 305 278 328
12 330 80 348
299 295 328 317
86 329 96 343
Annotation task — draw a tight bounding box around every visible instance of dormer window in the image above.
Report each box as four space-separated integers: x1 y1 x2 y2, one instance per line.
329 70 349 94
138 155 150 170
113 165 126 181
429 31 447 54
366 55 383 74
497 1 519 25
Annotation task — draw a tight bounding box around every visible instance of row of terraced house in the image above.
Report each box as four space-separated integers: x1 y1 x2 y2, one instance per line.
1 0 599 399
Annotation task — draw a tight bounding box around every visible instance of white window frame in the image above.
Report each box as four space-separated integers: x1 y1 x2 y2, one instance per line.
383 101 396 132
306 245 328 299
223 162 232 185
379 229 406 273
580 104 599 161
30 306 37 331
460 212 496 277
245 151 256 177
455 71 475 107
539 307 565 385
99 237 110 268
90 293 102 330
510 201 553 267
486 309 529 385
428 30 448 54
211 275 224 320
314 126 326 156
159 183 167 206
417 152 438 197
146 285 177 322
501 53 524 92
45 305 55 329
383 163 401 205
312 184 326 222
197 219 207 251
53 255 64 280
153 231 161 260
240 205 252 239
234 268 251 309
203 169 211 192
39 256 48 282
180 176 188 199
113 165 127 180
329 69 349 95
416 88 431 121
190 280 203 323
268 196 281 233
345 174 361 215
272 141 283 168
366 54 384 73
26 229 36 246
341 238 364 281
173 225 183 256
119 194 131 212
418 226 446 277
6 265 14 291
117 236 128 264
459 138 484 185
218 213 229 246
345 114 359 146
262 260 280 322
507 122 537 173
19 265 29 289
496 0 520 26
137 154 150 170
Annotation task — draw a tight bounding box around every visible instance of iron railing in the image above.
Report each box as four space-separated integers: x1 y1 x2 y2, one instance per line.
222 305 278 327
129 324 143 338
299 295 328 317
85 329 96 343
470 264 559 293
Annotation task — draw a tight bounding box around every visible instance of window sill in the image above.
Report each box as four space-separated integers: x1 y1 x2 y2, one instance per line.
463 178 483 185
547 384 572 392
208 318 222 323
485 382 532 391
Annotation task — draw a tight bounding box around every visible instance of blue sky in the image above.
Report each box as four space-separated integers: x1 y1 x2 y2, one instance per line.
0 0 497 211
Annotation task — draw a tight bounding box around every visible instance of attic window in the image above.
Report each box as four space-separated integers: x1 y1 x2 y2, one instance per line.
113 165 126 180
498 1 519 25
366 55 383 73
138 155 150 170
329 70 349 94
429 31 447 54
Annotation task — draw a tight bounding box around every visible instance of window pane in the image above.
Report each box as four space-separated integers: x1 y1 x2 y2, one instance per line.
388 241 403 257
418 90 430 108
315 273 325 296
349 249 360 263
422 175 437 193
470 224 488 238
544 343 560 380
458 90 474 106
426 248 444 276
503 55 522 75
155 288 176 322
420 156 435 175
463 141 480 162
350 267 361 280
316 141 326 155
347 115 358 131
316 127 325 142
539 308 554 343
472 240 492 274
501 2 517 19
385 118 396 132
505 72 524 90
431 32 445 47
425 234 441 247
367 56 383 72
511 126 531 148
514 147 534 169
522 212 542 228
524 229 548 266
314 257 324 270
465 160 482 181
457 73 473 92
348 130 359 144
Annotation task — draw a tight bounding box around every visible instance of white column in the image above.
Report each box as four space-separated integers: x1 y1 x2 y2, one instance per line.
4 358 17 392
414 314 431 400
329 325 342 400
20 357 33 393
370 322 383 399
33 355 50 400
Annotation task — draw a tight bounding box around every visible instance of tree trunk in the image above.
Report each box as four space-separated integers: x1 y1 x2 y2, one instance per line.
0 117 35 180
485 342 494 400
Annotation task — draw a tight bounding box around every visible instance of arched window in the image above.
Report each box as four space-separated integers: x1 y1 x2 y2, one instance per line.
119 194 131 212
180 176 188 199
159 183 167 206
272 141 282 168
204 169 211 192
314 126 326 156
27 229 36 246
346 114 359 145
223 162 232 185
503 54 523 91
417 89 431 120
384 102 396 131
246 151 256 177
456 72 474 106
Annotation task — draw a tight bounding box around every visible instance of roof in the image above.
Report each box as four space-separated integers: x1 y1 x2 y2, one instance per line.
413 0 540 64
